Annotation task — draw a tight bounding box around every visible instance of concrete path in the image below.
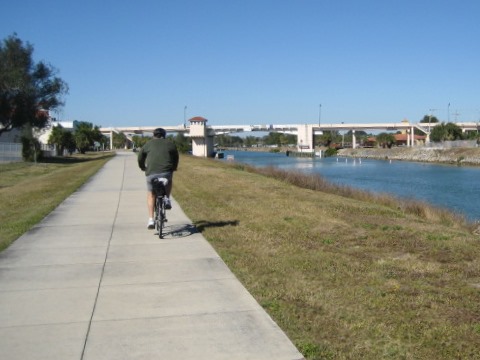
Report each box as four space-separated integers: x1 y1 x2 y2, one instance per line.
0 152 304 360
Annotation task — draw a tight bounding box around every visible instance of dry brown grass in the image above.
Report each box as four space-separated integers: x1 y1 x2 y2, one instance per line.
174 155 480 359
245 164 469 228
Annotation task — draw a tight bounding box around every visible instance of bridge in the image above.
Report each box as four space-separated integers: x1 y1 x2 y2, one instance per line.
100 117 479 157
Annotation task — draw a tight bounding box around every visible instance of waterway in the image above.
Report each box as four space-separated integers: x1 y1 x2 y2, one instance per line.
220 150 480 222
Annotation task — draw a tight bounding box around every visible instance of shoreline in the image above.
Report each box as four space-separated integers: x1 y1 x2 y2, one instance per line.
337 147 480 166
221 146 480 166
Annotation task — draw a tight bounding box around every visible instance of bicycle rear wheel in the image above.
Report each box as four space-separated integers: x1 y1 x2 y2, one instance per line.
155 196 163 238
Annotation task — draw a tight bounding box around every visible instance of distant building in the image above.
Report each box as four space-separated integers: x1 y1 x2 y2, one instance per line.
364 134 426 148
393 133 426 146
36 120 74 145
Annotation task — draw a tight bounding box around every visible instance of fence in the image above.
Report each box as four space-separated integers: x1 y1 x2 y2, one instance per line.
0 143 56 163
0 142 22 163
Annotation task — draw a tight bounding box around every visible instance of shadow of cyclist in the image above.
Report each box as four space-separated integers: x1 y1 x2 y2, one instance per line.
193 220 239 232
164 220 239 239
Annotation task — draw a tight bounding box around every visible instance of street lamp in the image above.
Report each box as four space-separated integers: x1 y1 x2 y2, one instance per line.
318 104 322 127
184 106 187 128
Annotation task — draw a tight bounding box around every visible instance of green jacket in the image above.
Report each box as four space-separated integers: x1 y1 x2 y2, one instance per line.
137 138 179 176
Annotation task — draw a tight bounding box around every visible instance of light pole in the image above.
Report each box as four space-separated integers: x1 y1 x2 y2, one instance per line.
184 106 187 128
318 104 322 127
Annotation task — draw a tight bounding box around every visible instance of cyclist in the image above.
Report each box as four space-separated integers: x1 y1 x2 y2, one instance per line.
138 128 179 229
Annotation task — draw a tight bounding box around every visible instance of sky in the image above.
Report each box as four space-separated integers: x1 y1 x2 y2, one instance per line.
2 0 479 128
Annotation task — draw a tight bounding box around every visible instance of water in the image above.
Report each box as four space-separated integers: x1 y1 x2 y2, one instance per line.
220 150 480 221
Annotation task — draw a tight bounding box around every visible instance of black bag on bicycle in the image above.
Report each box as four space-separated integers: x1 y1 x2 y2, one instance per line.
152 177 168 196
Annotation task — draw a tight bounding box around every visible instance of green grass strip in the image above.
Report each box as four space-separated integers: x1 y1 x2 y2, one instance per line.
0 152 114 251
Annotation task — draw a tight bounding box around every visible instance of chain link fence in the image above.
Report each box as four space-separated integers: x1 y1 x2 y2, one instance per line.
0 142 22 163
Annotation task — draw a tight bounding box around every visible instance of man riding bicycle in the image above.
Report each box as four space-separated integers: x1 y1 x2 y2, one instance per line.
138 128 179 229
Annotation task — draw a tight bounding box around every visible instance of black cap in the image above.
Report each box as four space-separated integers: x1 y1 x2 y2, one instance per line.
153 128 166 138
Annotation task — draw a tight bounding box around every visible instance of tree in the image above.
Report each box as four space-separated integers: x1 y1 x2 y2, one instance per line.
132 135 150 149
376 132 396 148
263 132 296 147
173 132 191 153
420 114 439 124
48 124 76 155
244 135 260 147
21 133 42 161
216 134 244 147
317 130 338 147
112 131 128 149
0 34 68 135
74 121 102 153
63 131 76 154
416 115 441 136
430 122 463 142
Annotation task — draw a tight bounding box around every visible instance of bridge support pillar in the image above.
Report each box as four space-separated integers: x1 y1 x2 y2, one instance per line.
110 131 113 150
189 116 215 157
352 130 356 149
297 124 314 153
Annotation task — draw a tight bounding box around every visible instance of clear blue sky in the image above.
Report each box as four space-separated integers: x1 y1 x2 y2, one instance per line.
2 0 479 128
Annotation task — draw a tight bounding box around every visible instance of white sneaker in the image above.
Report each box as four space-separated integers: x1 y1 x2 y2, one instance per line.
147 219 155 229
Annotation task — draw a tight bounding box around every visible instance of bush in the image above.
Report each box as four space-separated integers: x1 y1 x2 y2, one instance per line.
324 147 338 157
21 136 43 162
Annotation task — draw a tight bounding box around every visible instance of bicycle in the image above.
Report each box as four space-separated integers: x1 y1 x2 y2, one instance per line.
151 177 169 239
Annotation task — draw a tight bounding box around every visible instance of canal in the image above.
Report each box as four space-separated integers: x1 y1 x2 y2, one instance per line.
221 150 480 222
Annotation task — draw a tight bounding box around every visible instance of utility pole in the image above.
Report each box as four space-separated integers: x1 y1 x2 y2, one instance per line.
184 106 187 128
318 104 322 127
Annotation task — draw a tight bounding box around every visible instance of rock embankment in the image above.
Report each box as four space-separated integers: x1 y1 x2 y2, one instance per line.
337 147 480 166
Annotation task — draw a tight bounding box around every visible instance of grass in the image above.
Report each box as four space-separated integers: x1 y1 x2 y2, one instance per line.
173 154 480 360
0 152 114 251
1 151 479 358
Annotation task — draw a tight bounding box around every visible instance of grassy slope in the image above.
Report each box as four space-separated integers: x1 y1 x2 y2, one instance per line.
174 154 480 360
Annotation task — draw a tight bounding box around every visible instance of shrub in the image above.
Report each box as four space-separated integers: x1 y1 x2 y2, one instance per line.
324 147 338 157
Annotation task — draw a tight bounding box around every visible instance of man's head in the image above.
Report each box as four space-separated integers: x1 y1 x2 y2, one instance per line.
153 128 166 139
